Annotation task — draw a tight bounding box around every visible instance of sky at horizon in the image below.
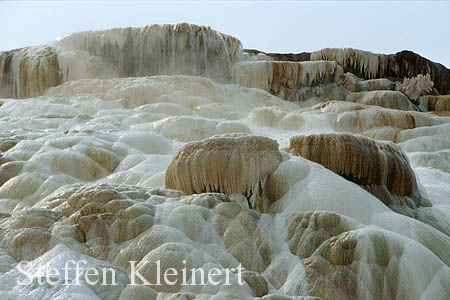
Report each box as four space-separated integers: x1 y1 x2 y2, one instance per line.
1 0 449 67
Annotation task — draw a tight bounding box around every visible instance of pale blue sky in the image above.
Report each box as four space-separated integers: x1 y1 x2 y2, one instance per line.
1 1 449 67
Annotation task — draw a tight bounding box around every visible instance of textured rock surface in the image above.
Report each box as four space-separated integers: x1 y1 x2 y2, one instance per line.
382 50 450 95
312 48 450 95
246 48 450 95
0 23 450 300
57 23 242 83
337 72 394 92
285 211 350 259
345 90 417 111
0 183 275 298
424 95 450 112
311 48 380 79
395 74 434 103
311 100 450 141
0 24 243 99
165 134 282 211
232 60 343 102
285 133 429 215
245 49 311 62
0 46 62 98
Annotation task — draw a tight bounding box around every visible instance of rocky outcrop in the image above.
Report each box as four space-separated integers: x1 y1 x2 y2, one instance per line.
283 212 450 300
395 74 434 103
0 24 243 99
313 100 450 141
246 48 450 95
285 133 431 216
1 23 450 300
165 134 282 210
286 211 350 259
42 183 163 259
311 48 380 79
232 60 345 102
382 50 450 95
236 50 446 108
0 46 62 98
57 23 242 83
0 208 63 261
312 48 450 95
424 95 450 112
245 49 311 62
0 182 275 298
345 90 418 111
303 229 404 300
338 72 394 92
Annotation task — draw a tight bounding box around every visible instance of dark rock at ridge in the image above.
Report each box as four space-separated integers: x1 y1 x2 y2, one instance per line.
381 50 450 96
245 49 311 62
244 48 450 95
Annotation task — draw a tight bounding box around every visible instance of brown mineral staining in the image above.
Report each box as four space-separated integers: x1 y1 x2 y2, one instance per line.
0 46 62 98
0 139 19 152
311 48 380 79
248 48 450 95
244 48 311 62
312 48 450 95
303 229 406 300
285 133 429 215
286 133 415 196
57 23 242 83
43 183 158 259
338 72 394 92
313 101 449 141
425 95 450 112
233 60 343 102
286 211 350 259
165 134 282 198
346 90 415 111
382 50 450 95
284 211 409 300
1 208 62 261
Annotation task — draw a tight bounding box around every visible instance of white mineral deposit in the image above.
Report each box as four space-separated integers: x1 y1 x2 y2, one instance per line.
0 2 449 299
